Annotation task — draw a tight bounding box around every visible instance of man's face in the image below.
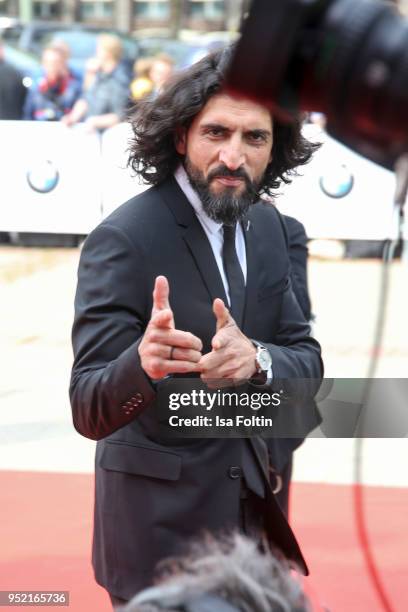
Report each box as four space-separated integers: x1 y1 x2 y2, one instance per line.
42 49 65 81
176 93 273 224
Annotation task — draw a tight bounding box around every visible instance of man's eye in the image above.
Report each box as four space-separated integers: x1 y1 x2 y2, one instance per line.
208 128 224 137
249 133 266 142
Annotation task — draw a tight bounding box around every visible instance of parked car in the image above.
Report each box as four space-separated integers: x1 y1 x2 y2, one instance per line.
0 16 23 40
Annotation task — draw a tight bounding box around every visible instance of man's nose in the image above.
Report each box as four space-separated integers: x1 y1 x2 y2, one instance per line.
218 138 246 171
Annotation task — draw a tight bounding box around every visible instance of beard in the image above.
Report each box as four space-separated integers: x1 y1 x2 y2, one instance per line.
184 157 262 226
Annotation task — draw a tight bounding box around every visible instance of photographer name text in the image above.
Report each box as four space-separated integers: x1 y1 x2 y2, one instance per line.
168 414 273 428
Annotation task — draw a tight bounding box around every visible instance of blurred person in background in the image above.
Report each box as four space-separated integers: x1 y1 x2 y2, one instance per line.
63 34 130 132
130 57 154 103
149 53 175 97
23 46 81 121
82 57 101 92
0 38 27 119
268 214 313 519
48 37 82 83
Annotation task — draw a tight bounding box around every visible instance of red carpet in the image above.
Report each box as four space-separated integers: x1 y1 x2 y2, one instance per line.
1 471 406 611
291 483 407 611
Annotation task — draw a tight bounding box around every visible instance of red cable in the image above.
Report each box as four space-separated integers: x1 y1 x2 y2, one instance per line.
352 479 394 612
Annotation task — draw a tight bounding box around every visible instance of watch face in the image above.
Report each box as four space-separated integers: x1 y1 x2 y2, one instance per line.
258 348 272 371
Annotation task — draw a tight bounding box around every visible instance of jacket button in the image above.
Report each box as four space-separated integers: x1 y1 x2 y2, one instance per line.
131 394 143 404
228 466 242 479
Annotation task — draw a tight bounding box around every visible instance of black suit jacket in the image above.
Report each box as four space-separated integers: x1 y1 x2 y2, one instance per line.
266 215 314 476
70 178 323 599
283 215 312 323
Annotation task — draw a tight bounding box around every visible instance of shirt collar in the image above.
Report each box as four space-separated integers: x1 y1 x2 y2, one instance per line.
174 164 223 236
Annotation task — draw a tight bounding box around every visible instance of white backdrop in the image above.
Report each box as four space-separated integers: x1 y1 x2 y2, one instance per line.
0 121 401 240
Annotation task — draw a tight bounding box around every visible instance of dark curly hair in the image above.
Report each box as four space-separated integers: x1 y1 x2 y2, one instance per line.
128 46 319 196
121 532 311 612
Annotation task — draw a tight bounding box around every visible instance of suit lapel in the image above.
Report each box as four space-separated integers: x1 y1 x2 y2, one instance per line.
241 215 259 334
158 177 228 305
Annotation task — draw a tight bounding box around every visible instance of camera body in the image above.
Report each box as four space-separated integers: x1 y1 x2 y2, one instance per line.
227 0 408 168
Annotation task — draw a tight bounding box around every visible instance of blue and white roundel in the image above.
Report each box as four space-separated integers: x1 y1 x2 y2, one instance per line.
26 160 59 194
319 164 354 198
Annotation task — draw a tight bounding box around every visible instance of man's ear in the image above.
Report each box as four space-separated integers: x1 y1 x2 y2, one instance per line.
175 127 187 155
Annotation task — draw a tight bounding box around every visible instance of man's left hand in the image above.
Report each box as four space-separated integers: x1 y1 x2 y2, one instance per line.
198 298 257 388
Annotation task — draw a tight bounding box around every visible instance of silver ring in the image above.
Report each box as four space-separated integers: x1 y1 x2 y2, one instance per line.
169 346 175 360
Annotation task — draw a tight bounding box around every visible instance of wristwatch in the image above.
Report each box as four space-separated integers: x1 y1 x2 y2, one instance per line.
252 340 272 382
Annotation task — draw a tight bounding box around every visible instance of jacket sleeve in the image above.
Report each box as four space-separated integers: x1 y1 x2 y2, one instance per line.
263 216 320 458
263 277 322 381
249 214 323 444
69 223 156 441
260 209 322 381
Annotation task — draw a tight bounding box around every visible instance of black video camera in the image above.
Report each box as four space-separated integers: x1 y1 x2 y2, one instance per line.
227 0 408 169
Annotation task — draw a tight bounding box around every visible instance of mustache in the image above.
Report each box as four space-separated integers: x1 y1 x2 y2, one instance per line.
207 165 251 185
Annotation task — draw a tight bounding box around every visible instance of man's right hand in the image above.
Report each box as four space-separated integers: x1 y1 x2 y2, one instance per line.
138 276 203 380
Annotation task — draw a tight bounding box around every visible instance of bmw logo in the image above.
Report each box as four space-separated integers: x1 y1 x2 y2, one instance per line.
27 160 59 194
319 164 354 199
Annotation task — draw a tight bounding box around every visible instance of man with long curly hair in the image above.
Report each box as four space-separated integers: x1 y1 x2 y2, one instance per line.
70 46 323 609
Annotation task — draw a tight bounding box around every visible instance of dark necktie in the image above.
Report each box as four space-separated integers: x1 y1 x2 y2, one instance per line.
222 224 246 326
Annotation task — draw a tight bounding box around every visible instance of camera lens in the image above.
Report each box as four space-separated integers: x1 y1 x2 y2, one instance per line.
306 0 408 160
228 0 408 166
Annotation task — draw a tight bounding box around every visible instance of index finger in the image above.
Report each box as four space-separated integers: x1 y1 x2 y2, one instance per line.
149 308 174 330
152 276 170 315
